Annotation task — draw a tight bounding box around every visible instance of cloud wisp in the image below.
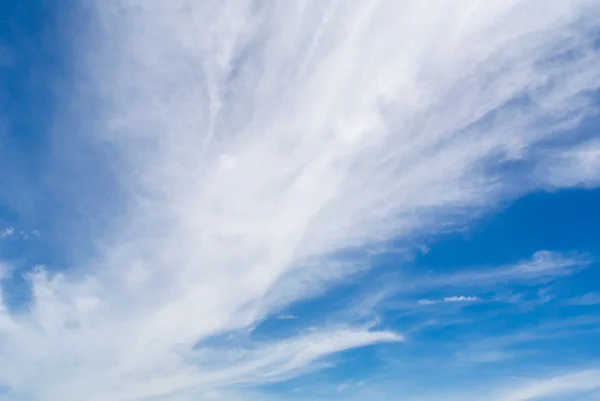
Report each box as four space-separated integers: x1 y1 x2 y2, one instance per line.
494 369 600 401
567 293 600 306
401 251 593 295
1 1 600 400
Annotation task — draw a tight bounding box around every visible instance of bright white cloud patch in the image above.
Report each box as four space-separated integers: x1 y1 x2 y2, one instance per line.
418 296 479 305
1 1 600 400
444 296 478 302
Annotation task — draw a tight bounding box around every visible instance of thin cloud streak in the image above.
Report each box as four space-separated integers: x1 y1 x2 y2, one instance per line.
495 369 600 401
1 1 600 400
403 251 592 293
567 293 600 306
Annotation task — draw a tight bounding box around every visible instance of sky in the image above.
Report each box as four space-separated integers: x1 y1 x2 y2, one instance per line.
0 1 600 400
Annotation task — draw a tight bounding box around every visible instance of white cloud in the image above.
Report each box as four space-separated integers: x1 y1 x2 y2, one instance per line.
450 315 600 369
0 227 14 238
444 296 479 302
344 368 600 401
1 1 600 400
406 251 591 294
494 369 600 401
418 296 479 305
538 138 600 188
336 382 350 393
418 245 431 255
568 293 600 306
0 227 39 240
277 314 298 320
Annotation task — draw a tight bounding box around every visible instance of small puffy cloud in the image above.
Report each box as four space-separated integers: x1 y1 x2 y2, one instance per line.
443 296 479 302
418 296 479 305
1 227 14 238
277 314 297 320
0 228 40 240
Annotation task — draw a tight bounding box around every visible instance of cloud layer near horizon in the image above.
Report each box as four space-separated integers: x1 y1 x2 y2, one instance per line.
1 1 600 400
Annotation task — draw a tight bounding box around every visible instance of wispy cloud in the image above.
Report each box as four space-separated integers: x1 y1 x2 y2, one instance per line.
394 369 600 401
281 368 600 401
538 138 600 189
1 1 600 400
567 293 600 306
494 369 600 401
451 314 600 367
406 251 592 293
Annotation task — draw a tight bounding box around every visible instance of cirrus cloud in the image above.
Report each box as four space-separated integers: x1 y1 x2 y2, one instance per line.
1 1 600 400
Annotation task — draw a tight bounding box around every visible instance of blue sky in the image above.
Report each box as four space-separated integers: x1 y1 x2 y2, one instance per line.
1 1 600 401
